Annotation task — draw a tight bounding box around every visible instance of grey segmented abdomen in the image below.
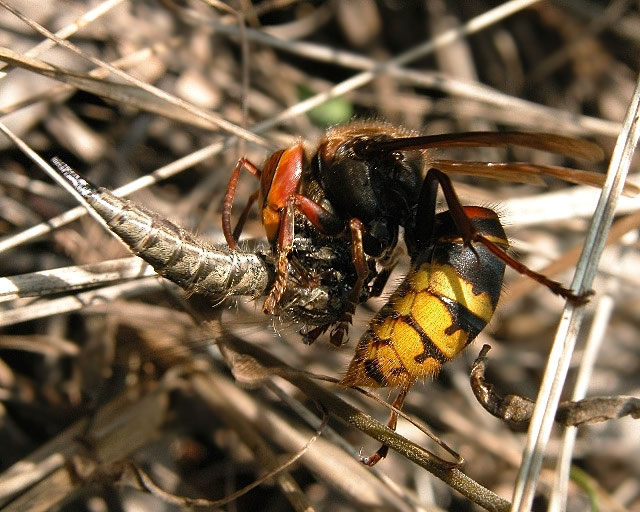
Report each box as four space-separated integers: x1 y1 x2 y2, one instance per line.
51 158 270 299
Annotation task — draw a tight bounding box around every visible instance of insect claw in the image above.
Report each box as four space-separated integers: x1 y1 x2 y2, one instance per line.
565 289 594 305
301 324 330 345
359 447 387 466
329 324 350 347
357 447 373 466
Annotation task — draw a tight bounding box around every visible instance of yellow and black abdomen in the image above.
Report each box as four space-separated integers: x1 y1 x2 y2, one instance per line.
341 206 508 389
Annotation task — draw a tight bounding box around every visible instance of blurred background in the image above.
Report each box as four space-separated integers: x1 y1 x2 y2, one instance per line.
0 1 639 510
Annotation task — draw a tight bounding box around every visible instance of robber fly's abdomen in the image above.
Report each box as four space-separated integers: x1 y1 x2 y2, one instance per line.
51 158 269 298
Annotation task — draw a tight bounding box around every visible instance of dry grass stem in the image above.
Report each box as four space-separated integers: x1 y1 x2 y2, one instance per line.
0 1 638 511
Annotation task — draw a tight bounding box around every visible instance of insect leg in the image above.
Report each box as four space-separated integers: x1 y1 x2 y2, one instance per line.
225 189 258 243
361 385 410 466
263 192 342 317
418 168 590 304
369 247 400 298
288 194 369 345
292 194 344 235
263 195 296 314
222 157 261 249
302 324 330 345
329 218 369 347
478 237 591 303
